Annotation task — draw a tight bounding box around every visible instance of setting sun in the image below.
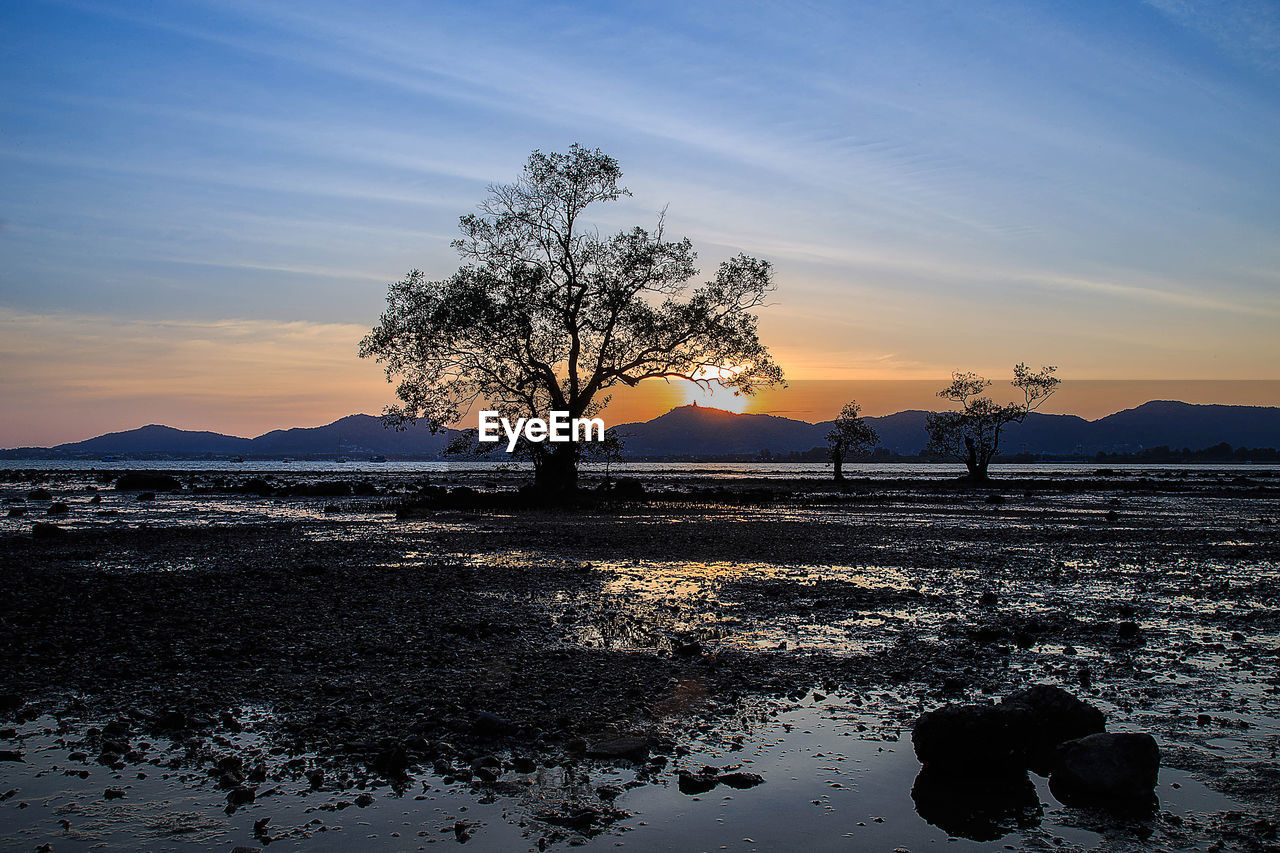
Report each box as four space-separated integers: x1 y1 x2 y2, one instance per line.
679 365 754 413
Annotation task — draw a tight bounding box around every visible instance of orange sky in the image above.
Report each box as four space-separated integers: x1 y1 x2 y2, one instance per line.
2 310 1277 447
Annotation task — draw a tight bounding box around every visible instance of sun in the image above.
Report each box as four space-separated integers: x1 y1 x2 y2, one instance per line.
679 366 751 413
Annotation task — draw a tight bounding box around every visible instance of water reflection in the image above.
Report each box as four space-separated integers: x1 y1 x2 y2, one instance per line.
911 767 1042 841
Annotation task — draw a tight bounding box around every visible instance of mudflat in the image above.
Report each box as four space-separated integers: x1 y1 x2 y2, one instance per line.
1 467 1277 851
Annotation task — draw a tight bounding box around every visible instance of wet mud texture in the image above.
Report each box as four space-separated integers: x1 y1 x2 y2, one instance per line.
1 468 1279 850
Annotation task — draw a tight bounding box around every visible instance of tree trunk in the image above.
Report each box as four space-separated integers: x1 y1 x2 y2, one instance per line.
534 443 579 494
833 453 845 481
962 437 988 481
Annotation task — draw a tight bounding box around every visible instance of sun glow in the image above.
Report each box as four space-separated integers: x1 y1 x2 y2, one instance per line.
679 366 752 413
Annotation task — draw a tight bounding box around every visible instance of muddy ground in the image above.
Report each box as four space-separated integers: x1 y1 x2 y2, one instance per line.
0 466 1278 851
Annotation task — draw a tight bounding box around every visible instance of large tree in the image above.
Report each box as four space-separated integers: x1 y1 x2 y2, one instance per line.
925 363 1060 480
827 401 878 481
360 145 783 492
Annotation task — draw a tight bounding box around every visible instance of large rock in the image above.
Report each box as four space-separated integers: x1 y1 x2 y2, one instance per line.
373 743 410 778
1001 684 1105 774
912 703 1031 773
31 523 64 540
1049 732 1159 809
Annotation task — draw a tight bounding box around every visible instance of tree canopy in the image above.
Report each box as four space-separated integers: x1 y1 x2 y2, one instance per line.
826 401 878 481
360 145 783 490
925 363 1060 479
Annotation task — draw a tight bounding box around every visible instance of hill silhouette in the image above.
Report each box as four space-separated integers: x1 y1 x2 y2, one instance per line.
2 400 1276 459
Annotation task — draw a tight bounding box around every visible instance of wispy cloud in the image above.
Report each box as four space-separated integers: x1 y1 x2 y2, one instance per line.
1144 0 1280 74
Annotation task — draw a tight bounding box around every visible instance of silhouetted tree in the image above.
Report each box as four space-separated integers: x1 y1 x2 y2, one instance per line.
827 401 878 481
926 364 1059 480
585 430 626 487
360 145 783 493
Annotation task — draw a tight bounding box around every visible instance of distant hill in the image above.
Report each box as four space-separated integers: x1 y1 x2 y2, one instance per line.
248 414 454 457
609 406 829 456
53 424 254 455
30 415 457 460
2 400 1277 459
610 400 1280 458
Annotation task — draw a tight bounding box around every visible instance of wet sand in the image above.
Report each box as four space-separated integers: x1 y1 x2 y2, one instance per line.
1 467 1278 851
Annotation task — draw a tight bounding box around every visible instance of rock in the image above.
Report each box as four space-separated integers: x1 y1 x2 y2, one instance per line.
511 756 537 773
226 786 257 807
586 736 649 762
89 494 102 505
674 639 703 657
7 508 25 518
611 479 646 500
115 472 181 491
1049 732 1159 808
1001 685 1105 774
912 767 1041 842
677 768 719 795
372 743 410 777
31 523 64 540
532 804 608 831
472 711 513 737
231 847 263 853
354 793 374 807
214 755 243 774
47 502 69 515
717 771 764 789
155 709 187 731
0 751 22 762
104 788 125 799
239 478 274 497
27 489 52 500
137 492 156 502
912 703 1030 773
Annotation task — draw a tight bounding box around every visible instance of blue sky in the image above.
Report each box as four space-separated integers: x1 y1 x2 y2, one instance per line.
1 0 1278 442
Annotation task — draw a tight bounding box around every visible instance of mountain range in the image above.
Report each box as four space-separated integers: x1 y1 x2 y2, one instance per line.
2 400 1277 460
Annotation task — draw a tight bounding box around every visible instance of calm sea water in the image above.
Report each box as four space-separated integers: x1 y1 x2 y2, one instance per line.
3 459 1276 480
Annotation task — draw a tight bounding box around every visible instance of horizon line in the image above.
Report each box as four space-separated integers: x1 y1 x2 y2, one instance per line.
11 397 1277 451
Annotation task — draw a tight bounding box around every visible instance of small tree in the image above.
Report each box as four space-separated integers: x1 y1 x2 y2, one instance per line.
827 401 878 481
925 363 1060 480
584 430 626 488
360 145 783 494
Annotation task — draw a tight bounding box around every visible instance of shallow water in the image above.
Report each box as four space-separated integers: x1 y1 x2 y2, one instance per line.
0 697 1251 853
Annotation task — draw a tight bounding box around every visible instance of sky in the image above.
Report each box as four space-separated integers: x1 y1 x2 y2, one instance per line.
2 0 1279 445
